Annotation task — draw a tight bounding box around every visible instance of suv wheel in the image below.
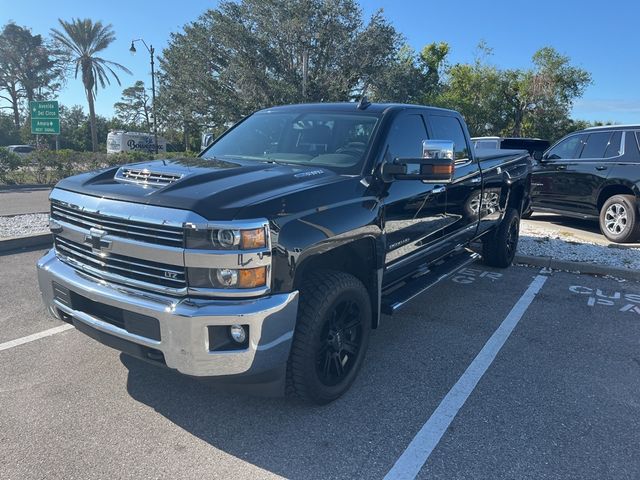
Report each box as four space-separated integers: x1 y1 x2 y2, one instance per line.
287 270 371 404
482 207 520 268
600 195 640 243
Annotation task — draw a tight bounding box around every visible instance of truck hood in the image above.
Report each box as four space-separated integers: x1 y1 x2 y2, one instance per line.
54 157 356 220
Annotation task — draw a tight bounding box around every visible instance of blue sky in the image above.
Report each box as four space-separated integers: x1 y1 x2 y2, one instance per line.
2 0 639 123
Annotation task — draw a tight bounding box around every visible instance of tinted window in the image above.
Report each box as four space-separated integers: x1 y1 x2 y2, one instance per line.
387 114 428 159
603 131 622 158
580 132 612 159
546 134 586 160
429 115 469 161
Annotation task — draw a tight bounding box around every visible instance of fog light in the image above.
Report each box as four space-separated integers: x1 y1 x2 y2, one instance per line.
229 324 247 343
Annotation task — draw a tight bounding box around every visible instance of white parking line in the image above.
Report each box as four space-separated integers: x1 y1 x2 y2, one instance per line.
384 274 549 480
0 324 74 352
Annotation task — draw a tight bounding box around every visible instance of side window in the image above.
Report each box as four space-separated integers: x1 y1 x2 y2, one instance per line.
546 134 586 160
603 131 622 158
580 132 613 159
429 115 469 161
387 114 428 159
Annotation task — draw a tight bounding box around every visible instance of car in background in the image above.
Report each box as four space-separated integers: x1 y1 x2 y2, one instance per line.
527 125 640 243
5 145 35 156
472 136 550 158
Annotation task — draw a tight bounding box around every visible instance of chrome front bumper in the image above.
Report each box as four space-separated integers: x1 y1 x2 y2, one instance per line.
37 249 299 377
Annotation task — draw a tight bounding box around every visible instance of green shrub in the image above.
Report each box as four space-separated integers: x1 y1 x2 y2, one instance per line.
0 149 203 185
0 148 25 184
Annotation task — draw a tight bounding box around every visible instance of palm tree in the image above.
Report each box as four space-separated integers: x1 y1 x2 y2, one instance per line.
51 18 131 152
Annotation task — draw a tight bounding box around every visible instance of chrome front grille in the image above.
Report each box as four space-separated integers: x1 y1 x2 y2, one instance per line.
116 167 182 186
54 236 187 291
51 201 184 248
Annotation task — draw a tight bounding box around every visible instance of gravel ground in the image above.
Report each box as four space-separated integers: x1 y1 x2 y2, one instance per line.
0 213 49 239
518 221 640 270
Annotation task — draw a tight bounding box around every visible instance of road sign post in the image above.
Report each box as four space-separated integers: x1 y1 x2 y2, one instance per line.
30 101 60 135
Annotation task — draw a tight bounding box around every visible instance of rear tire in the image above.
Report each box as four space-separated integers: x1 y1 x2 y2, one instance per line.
286 270 371 405
482 208 520 268
599 194 640 243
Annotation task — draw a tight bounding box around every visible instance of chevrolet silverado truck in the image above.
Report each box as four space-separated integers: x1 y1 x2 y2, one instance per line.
38 102 531 404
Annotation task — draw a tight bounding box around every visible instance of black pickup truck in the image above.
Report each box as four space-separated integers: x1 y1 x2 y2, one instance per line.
38 103 531 404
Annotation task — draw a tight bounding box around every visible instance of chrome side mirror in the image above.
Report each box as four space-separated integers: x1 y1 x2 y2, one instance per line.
422 139 454 162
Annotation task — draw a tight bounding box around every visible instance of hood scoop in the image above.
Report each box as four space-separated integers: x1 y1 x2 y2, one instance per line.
115 167 183 187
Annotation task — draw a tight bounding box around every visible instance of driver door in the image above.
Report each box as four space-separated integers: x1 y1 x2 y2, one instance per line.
531 133 586 211
382 112 449 284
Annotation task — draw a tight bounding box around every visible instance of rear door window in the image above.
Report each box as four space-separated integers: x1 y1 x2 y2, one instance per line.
428 115 470 161
603 131 622 158
580 132 613 159
546 134 586 160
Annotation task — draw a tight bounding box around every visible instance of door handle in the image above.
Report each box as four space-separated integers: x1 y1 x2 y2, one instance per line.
556 165 567 171
470 177 481 183
595 165 608 171
432 186 446 194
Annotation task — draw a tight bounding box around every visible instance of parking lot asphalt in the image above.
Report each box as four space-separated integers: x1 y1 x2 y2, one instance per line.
0 187 51 216
1 249 639 480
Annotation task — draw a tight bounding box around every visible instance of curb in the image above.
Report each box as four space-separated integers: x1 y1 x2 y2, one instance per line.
514 254 640 282
0 233 52 254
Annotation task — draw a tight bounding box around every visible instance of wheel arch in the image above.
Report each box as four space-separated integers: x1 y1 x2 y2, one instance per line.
596 183 637 212
293 236 384 329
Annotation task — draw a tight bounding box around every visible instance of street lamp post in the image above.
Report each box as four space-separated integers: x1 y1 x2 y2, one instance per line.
129 39 158 154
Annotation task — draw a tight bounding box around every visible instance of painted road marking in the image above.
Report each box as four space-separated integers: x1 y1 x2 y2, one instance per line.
451 267 503 284
0 324 74 352
569 286 640 316
384 274 548 480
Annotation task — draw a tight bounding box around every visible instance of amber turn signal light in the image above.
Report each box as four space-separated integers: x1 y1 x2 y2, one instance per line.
238 266 267 288
432 164 454 175
241 228 266 249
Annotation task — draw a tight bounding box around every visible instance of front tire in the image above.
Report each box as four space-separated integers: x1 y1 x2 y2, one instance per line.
599 195 640 243
482 207 520 268
287 270 371 405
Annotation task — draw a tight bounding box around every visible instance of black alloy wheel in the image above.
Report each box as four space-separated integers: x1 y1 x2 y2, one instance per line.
316 298 363 386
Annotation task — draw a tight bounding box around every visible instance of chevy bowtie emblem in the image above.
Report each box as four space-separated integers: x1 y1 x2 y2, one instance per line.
85 227 112 254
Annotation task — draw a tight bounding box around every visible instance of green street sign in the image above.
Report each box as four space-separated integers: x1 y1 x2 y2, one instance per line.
30 100 60 135
31 118 60 134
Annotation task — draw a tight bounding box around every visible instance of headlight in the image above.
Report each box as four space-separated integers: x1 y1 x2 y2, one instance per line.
188 266 267 289
215 229 240 248
185 227 267 250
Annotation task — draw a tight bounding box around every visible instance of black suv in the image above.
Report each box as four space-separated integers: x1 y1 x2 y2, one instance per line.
528 125 640 243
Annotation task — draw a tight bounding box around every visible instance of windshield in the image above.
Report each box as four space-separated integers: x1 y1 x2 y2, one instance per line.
201 111 380 173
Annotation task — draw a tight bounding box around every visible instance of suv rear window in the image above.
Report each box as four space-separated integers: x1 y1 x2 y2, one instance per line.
603 131 622 158
580 132 612 159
